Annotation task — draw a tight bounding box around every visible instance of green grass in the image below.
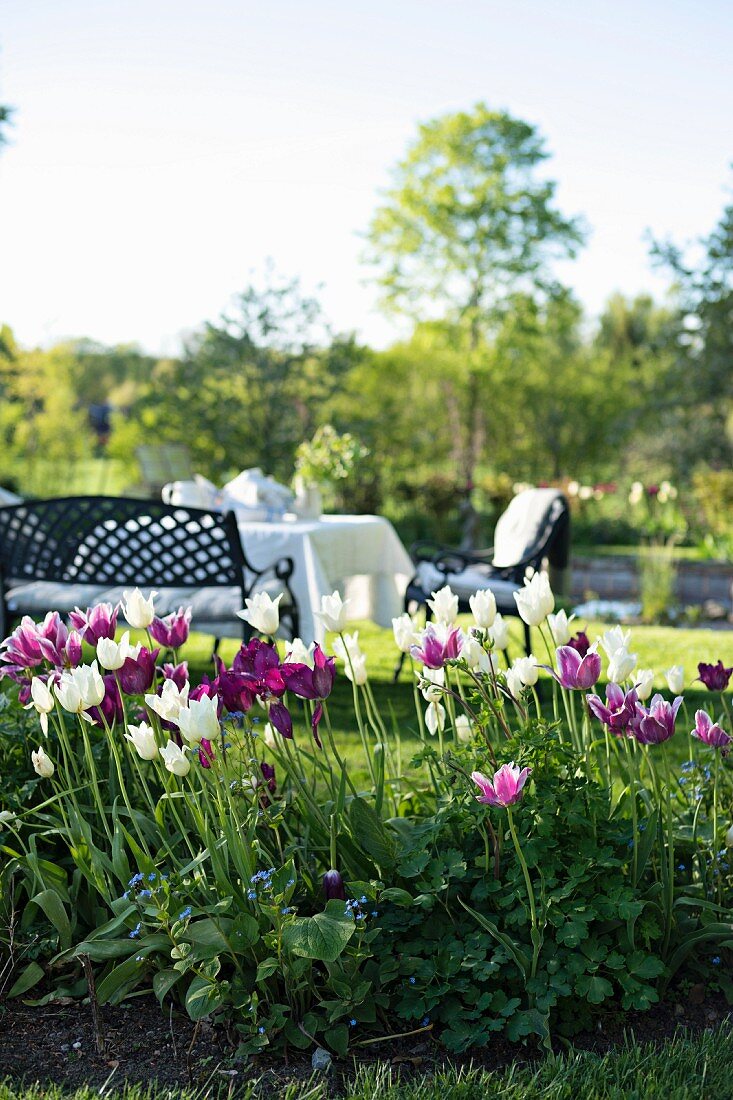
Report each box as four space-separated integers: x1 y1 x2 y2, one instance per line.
3 1026 733 1098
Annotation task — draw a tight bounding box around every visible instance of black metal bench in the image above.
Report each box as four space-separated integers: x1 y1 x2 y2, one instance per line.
0 496 299 643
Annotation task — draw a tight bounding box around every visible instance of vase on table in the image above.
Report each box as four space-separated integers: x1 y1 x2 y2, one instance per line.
293 476 323 520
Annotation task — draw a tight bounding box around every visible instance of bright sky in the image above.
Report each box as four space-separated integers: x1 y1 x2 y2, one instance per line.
1 0 732 354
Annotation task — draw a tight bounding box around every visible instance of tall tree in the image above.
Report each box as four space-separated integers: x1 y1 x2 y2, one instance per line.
112 275 356 483
652 186 733 472
365 103 583 486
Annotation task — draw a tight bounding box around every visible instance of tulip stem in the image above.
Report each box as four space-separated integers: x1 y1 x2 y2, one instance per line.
507 806 540 978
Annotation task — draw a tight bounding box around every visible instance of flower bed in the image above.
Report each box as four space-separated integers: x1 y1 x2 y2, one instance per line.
1 580 732 1059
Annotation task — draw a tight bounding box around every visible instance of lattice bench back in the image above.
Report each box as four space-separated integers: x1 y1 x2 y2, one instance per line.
0 496 247 590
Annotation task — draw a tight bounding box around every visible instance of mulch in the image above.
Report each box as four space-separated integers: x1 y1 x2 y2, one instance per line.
0 986 731 1096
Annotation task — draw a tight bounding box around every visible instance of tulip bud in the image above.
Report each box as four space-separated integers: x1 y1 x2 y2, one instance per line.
31 745 55 778
322 869 346 901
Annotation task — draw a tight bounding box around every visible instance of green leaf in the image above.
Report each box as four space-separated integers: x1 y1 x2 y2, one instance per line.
283 902 355 963
576 974 614 1004
325 1023 349 1056
348 797 395 869
185 975 226 1020
7 961 44 998
153 968 182 1003
379 887 413 907
30 889 72 950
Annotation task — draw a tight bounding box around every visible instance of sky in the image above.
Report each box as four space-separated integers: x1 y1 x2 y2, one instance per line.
1 0 732 354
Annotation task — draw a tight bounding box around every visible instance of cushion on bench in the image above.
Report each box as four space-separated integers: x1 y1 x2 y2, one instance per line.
5 577 292 631
413 561 520 611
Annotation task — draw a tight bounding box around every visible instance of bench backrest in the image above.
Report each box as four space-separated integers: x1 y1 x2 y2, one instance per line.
0 496 247 590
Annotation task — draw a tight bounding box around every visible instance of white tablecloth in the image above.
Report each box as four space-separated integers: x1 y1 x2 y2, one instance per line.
238 514 413 644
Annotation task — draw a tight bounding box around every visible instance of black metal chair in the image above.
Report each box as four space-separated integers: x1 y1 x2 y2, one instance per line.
395 488 570 678
0 496 299 643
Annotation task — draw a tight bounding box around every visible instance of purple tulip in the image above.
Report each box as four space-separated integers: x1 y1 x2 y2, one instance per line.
410 624 464 669
118 646 159 695
65 630 83 668
69 603 118 646
260 761 276 793
555 645 602 690
691 709 731 750
472 762 532 807
281 644 336 702
217 670 257 714
323 869 346 901
89 674 124 728
567 630 591 658
163 661 189 690
268 701 293 740
633 693 682 745
198 737 215 769
150 607 192 650
231 639 286 699
32 613 71 666
698 661 733 692
587 683 639 735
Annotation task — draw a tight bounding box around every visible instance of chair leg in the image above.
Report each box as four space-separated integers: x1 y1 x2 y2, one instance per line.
393 650 406 682
523 621 531 656
211 637 221 662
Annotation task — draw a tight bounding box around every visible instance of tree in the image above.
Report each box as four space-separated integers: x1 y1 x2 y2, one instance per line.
365 103 584 488
652 185 733 472
112 275 357 483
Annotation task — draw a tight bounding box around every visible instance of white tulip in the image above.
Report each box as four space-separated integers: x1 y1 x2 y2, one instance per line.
26 677 55 735
261 722 277 748
634 668 655 701
159 739 191 776
331 632 367 683
284 637 314 666
725 824 733 848
145 678 190 722
514 571 554 627
488 613 510 651
505 667 525 698
665 665 685 694
122 588 157 629
314 591 350 633
425 701 446 736
177 695 220 746
332 631 362 662
460 635 496 675
455 714 473 743
237 592 282 636
55 662 104 716
469 589 496 629
0 810 17 825
32 745 55 778
513 655 540 687
124 721 158 760
548 610 575 647
343 652 368 685
427 585 459 625
97 631 137 671
600 626 632 659
419 666 445 702
392 613 419 654
607 647 637 683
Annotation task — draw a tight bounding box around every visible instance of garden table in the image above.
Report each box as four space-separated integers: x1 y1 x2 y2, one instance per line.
233 513 413 644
